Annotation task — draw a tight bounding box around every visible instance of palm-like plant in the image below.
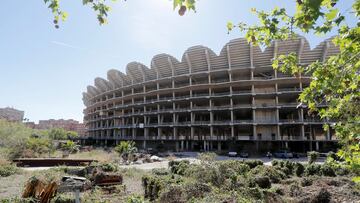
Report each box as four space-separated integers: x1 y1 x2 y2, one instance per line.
115 141 137 163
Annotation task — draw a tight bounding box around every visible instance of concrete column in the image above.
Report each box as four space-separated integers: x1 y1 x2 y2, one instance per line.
277 125 281 140
301 125 305 140
173 127 177 140
253 125 257 140
231 126 235 138
326 130 330 140
181 141 184 151
191 127 194 140
186 141 189 151
315 141 319 151
285 141 288 149
176 141 179 152
218 141 221 151
143 140 147 149
203 140 207 151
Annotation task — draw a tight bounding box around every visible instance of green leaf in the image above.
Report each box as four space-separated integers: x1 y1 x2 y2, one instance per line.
326 9 338 21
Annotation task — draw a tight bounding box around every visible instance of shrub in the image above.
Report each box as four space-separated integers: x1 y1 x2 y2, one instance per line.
158 184 186 203
100 163 118 172
244 160 263 169
305 164 321 176
327 151 337 160
321 164 336 177
271 159 280 167
142 175 164 201
184 182 212 199
250 165 286 183
169 160 190 175
307 151 319 164
335 166 350 176
53 194 75 203
216 160 250 178
245 187 264 200
0 162 19 177
185 164 221 185
300 177 313 187
142 174 184 201
294 162 305 177
268 186 284 195
254 176 271 189
198 152 217 163
289 183 302 197
152 168 169 176
310 188 331 203
126 194 145 203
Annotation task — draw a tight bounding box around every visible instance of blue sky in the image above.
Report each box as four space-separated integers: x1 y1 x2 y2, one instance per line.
0 0 355 123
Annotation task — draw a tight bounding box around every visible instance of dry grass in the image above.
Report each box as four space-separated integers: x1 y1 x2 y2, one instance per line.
69 149 119 163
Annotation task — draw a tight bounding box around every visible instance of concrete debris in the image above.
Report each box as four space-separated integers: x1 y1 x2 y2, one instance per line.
58 176 91 193
92 172 123 186
150 155 162 162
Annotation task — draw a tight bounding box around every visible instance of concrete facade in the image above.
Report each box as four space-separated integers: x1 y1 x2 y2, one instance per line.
82 37 339 153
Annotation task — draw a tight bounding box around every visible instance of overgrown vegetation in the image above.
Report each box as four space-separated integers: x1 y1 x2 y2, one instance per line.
139 154 359 202
0 119 78 160
0 159 20 177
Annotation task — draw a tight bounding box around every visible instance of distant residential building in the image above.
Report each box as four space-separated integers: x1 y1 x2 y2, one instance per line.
37 119 86 136
24 121 36 129
0 107 24 122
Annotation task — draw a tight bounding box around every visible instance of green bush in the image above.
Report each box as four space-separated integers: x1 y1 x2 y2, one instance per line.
327 151 337 160
244 160 263 169
158 184 186 203
289 183 302 197
185 164 221 185
152 168 169 176
250 165 285 183
307 151 319 164
300 177 313 187
294 162 305 177
142 175 164 201
126 194 146 203
305 164 321 176
184 182 212 199
198 152 217 163
254 176 271 189
216 160 250 178
142 174 184 201
335 166 350 176
100 162 118 172
0 162 19 177
321 164 336 177
53 194 75 203
311 188 331 203
271 159 280 167
169 160 190 175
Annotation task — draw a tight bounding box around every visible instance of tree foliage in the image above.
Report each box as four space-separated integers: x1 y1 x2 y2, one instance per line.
43 0 197 27
48 128 78 140
227 0 360 177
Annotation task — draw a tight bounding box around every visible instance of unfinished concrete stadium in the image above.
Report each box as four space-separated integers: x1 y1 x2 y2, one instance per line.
82 36 339 153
